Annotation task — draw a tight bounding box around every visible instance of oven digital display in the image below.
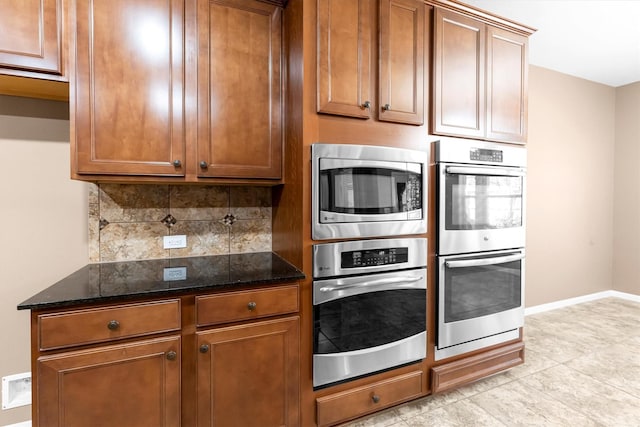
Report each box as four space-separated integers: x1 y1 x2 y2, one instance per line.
341 247 409 268
470 148 503 162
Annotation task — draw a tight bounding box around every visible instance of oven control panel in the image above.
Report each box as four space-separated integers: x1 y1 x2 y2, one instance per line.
470 148 503 163
341 247 409 268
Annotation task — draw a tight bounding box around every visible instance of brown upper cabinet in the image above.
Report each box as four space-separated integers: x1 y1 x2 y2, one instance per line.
432 7 528 143
317 0 425 125
69 0 283 183
0 0 64 78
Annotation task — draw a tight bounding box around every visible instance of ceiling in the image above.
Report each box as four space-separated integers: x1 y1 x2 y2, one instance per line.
461 0 640 87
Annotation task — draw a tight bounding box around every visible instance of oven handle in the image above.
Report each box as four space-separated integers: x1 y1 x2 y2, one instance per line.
446 166 526 177
445 254 524 269
319 275 424 292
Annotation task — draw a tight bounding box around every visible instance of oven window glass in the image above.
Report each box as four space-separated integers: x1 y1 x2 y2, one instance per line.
314 289 426 354
320 167 422 215
444 258 521 323
445 173 522 230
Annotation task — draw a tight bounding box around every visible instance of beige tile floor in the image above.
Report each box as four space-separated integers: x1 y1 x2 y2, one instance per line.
340 297 640 427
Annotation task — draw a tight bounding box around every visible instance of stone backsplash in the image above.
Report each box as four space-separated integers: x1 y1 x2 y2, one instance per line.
88 184 272 262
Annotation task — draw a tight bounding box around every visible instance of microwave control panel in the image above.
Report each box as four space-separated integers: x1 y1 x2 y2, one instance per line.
341 247 409 268
470 148 503 163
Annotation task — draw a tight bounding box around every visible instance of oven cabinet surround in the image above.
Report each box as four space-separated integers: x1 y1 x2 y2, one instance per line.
69 0 283 183
27 282 301 427
0 0 69 100
432 7 530 143
317 0 425 125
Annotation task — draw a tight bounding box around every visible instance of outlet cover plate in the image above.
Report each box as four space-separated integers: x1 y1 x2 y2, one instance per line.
163 235 187 249
2 372 31 410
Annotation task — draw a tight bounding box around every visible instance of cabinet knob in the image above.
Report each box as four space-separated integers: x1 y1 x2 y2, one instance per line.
372 394 380 404
166 351 177 361
247 301 257 311
173 159 182 167
361 100 371 109
107 320 120 331
199 161 208 169
382 104 391 111
199 344 210 354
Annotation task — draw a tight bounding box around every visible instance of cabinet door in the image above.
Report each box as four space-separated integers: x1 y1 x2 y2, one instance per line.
317 0 373 119
197 0 282 179
72 0 186 176
36 336 181 427
197 316 300 427
378 0 424 125
432 8 485 138
486 26 528 143
0 0 63 76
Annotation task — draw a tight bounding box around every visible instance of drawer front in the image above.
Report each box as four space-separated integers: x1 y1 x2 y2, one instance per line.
38 300 181 351
316 371 424 427
196 285 299 327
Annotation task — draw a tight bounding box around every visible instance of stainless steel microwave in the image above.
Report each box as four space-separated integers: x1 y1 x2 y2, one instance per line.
312 143 428 240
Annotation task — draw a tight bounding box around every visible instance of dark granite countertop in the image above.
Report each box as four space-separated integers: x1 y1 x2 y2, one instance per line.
18 252 305 311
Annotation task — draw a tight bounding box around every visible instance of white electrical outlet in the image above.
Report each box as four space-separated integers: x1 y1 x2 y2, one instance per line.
163 267 187 281
2 372 31 410
163 235 187 249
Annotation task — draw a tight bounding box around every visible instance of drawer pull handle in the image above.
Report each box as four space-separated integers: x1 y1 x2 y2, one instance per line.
166 351 177 361
247 301 257 311
199 344 210 354
107 320 120 331
372 394 380 404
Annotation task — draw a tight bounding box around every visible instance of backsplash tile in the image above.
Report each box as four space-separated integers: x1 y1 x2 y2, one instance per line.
89 183 272 262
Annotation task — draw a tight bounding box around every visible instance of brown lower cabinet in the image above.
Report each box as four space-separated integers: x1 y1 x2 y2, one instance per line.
30 283 300 427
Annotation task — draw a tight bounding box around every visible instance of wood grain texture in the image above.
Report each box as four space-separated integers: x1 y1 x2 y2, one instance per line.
486 25 528 143
196 316 300 426
0 0 64 76
317 0 372 118
37 335 181 427
197 0 283 179
378 0 424 125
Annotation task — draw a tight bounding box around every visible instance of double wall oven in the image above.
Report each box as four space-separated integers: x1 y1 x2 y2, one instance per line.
311 143 429 388
435 139 526 360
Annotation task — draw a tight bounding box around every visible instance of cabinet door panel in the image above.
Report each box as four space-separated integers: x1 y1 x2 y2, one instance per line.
197 0 282 179
0 0 63 75
37 336 181 427
197 316 300 427
317 0 372 119
433 8 485 138
72 0 185 176
378 0 424 125
486 26 528 143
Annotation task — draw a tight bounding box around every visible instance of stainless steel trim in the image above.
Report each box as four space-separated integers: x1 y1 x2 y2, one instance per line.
446 166 526 177
320 158 408 172
313 268 426 305
313 331 426 387
435 329 519 361
437 161 526 255
311 143 428 240
445 253 525 269
435 137 527 167
313 238 427 278
319 275 424 292
437 249 525 350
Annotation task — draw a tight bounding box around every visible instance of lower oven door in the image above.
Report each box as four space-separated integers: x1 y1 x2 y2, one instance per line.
437 249 524 359
313 268 427 388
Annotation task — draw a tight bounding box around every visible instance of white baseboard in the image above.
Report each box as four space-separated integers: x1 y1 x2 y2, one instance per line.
525 290 640 316
3 422 31 427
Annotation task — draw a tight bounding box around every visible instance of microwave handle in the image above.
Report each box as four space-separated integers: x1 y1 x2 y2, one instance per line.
445 254 524 269
446 166 526 177
319 275 424 292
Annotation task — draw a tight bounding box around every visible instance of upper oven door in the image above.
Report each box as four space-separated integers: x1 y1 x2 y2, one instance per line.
437 249 525 350
438 163 526 255
312 144 427 240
